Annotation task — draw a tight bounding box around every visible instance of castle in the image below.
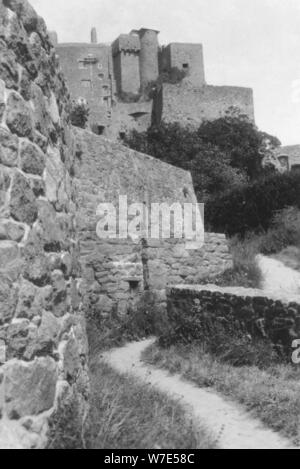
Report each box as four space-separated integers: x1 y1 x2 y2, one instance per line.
51 28 255 139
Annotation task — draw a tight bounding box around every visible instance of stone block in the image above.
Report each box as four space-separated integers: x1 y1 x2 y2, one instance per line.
6 319 31 358
3 0 39 34
95 294 114 313
0 240 19 267
22 229 50 286
20 140 45 175
10 171 37 224
15 279 52 319
19 68 32 101
0 220 25 242
24 310 59 360
4 357 57 419
0 40 18 90
0 127 19 167
36 200 66 251
6 91 33 137
44 147 65 204
0 166 11 214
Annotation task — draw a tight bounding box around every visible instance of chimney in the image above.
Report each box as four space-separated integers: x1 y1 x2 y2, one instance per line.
49 31 58 46
91 27 98 44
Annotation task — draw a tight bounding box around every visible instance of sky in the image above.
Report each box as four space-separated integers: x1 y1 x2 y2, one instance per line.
30 0 300 146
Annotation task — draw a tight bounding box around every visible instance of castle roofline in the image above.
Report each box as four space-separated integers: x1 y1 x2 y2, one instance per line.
166 42 203 47
130 28 160 35
56 42 110 48
112 34 141 56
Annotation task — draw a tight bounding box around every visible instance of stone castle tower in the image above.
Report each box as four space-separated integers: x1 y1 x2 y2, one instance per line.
53 27 254 139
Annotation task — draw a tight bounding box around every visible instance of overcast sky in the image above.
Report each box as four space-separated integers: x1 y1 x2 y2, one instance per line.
31 0 300 145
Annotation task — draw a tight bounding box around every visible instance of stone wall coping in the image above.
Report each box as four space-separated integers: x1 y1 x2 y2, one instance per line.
168 284 300 305
74 127 193 179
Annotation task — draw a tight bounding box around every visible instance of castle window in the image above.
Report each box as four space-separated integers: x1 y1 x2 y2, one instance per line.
81 79 91 89
98 73 104 80
97 125 105 135
182 63 189 69
78 61 87 69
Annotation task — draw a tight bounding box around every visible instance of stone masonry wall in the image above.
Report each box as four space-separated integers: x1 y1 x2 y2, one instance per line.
74 128 232 319
153 82 255 128
0 0 88 448
166 285 300 357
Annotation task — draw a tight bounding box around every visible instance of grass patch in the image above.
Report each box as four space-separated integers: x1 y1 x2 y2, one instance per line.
47 393 87 449
88 358 216 449
142 342 300 446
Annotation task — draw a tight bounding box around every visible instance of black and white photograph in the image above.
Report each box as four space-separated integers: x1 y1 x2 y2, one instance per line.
0 0 300 452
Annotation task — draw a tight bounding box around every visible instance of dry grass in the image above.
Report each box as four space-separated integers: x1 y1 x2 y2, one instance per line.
88 358 216 449
142 342 300 446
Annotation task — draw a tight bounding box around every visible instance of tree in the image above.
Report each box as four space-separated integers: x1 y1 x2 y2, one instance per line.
124 112 280 202
124 122 246 201
70 101 89 129
198 107 281 180
191 145 246 202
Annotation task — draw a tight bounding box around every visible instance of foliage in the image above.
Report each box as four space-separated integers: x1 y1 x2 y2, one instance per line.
86 291 168 354
124 112 280 203
124 122 246 202
160 66 187 85
70 101 89 129
142 67 187 101
206 172 300 236
156 299 281 368
198 107 281 180
201 235 262 288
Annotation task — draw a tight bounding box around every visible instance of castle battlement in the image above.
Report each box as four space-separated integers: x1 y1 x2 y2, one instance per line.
52 27 254 140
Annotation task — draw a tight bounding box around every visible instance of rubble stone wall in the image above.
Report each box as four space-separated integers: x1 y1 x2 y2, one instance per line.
166 285 300 356
74 128 232 319
0 0 89 449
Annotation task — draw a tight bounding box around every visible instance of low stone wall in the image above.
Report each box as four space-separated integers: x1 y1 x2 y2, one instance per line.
0 0 89 448
166 285 300 355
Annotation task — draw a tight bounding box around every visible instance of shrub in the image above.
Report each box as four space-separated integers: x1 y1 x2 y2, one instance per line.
198 108 280 181
86 291 169 354
70 101 89 128
208 324 281 368
160 67 187 85
197 234 263 288
159 314 281 369
206 172 300 236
